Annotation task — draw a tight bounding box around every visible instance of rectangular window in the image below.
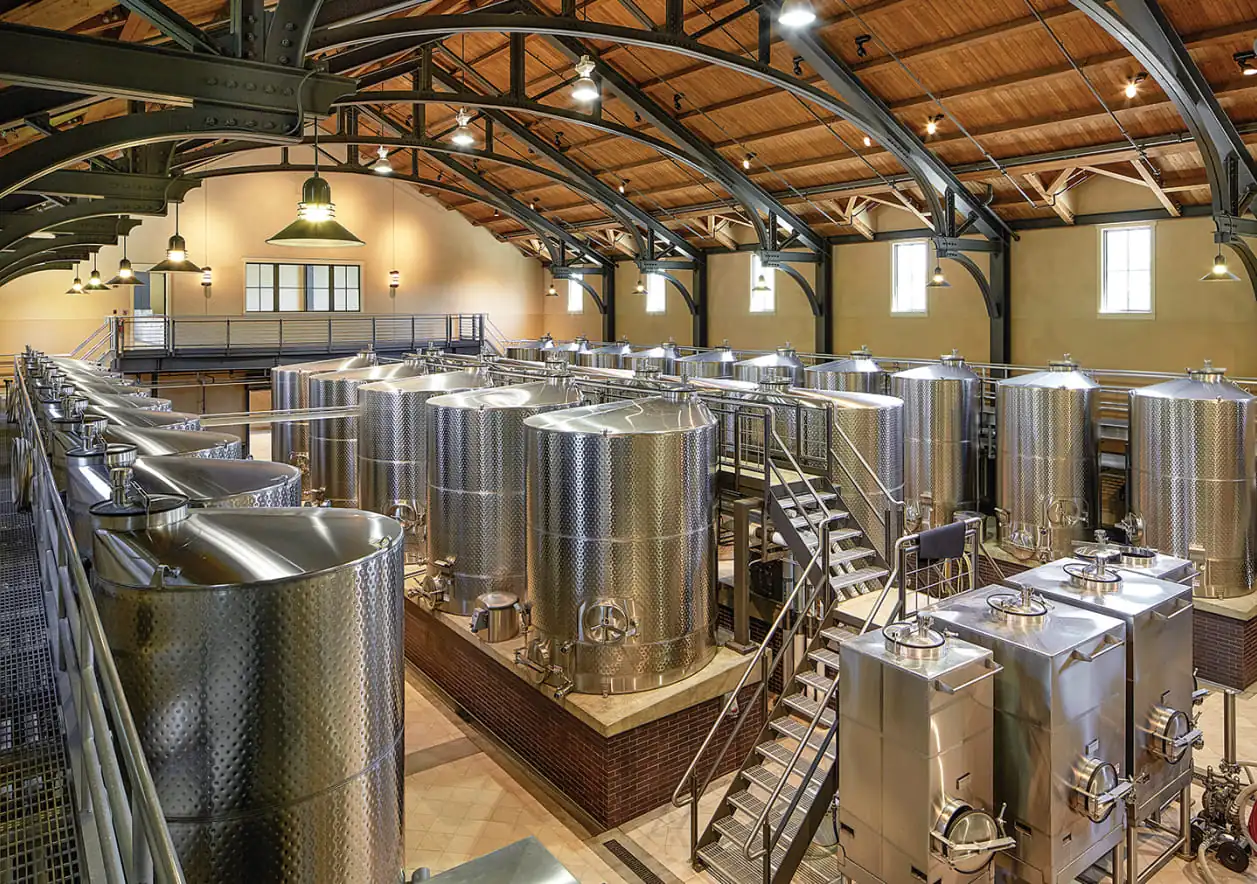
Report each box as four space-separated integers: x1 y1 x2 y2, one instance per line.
1101 225 1153 314
892 240 928 314
566 273 584 314
244 262 362 312
750 253 775 314
645 273 666 314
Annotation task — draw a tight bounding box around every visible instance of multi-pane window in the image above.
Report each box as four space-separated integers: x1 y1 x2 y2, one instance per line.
891 240 928 314
1101 225 1153 314
750 253 775 314
645 273 666 314
567 273 584 314
244 262 361 312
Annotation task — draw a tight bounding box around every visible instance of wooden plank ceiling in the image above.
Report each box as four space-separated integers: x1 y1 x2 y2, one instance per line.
3 0 1256 254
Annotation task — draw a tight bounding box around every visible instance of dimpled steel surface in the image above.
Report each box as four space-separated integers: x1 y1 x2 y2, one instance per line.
997 362 1100 561
85 406 202 430
1128 367 1257 598
804 349 889 394
427 380 584 614
625 343 679 376
676 346 737 379
308 363 428 507
131 456 303 508
525 396 718 693
357 370 487 519
80 391 172 411
506 338 556 362
732 347 805 386
270 353 377 469
102 427 243 459
91 508 404 884
892 355 981 530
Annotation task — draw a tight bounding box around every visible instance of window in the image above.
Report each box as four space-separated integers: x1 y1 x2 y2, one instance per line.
645 273 666 314
1101 225 1153 314
244 262 362 312
750 253 775 314
892 240 928 314
567 274 584 314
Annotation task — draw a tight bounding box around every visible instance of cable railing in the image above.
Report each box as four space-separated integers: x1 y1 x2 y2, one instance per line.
70 321 111 360
11 358 186 884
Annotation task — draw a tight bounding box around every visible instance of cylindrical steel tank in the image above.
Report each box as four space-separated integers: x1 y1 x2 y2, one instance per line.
86 405 202 430
996 357 1100 562
270 352 377 470
426 378 585 613
66 442 138 552
734 345 805 386
505 335 556 362
308 363 428 507
102 426 243 459
676 343 737 379
90 505 403 884
548 337 590 364
81 390 171 411
130 456 302 508
578 339 633 370
357 370 488 528
1127 362 1256 599
625 342 679 376
804 346 889 394
892 352 981 531
524 393 718 693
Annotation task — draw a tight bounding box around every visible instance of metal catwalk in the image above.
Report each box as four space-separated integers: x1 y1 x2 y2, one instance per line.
0 416 83 880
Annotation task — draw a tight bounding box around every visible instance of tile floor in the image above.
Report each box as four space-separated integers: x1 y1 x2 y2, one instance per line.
402 665 1257 884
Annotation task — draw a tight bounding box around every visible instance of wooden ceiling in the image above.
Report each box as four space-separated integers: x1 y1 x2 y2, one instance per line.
4 0 1256 255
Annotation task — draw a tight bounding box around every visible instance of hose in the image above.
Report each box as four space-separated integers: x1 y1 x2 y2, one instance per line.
1197 835 1220 884
1237 762 1257 853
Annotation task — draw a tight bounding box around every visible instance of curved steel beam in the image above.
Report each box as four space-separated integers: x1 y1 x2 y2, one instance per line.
0 260 76 288
943 252 998 319
551 269 606 313
267 0 328 66
0 246 99 288
0 107 298 200
1222 238 1257 302
0 197 179 252
0 222 138 274
772 261 820 316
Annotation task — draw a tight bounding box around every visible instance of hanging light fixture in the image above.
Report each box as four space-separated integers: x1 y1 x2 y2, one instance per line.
863 136 872 147
777 0 816 28
634 278 646 295
1234 52 1257 77
151 203 204 271
84 254 112 291
201 267 214 287
571 55 599 103
926 115 944 136
1124 72 1147 99
389 269 401 289
267 123 364 248
65 263 84 295
926 264 951 288
546 280 559 297
752 273 771 295
108 232 140 286
1202 252 1241 282
742 154 753 170
372 146 394 174
450 108 476 147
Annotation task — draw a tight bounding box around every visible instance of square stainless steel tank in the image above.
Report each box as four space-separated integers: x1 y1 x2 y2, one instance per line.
930 586 1129 884
1006 559 1196 820
839 621 1011 884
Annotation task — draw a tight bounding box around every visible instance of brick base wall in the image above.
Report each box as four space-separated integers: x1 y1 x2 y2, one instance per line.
1194 609 1257 690
404 600 764 829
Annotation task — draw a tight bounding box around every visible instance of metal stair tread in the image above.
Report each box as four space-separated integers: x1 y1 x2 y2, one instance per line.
795 670 838 694
829 566 889 592
775 490 839 510
819 625 858 645
796 527 863 548
826 546 876 568
712 808 805 854
780 693 835 729
697 842 839 884
807 646 842 669
769 715 834 753
785 512 850 531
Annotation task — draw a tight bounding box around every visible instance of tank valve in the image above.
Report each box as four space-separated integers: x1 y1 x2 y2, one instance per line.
419 557 455 610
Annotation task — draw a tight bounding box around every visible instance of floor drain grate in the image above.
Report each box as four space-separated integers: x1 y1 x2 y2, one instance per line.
602 839 665 884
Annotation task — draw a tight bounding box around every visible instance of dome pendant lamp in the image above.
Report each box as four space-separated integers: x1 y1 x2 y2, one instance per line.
65 263 84 295
267 122 364 248
84 254 112 291
108 232 140 286
1202 252 1241 282
150 202 203 272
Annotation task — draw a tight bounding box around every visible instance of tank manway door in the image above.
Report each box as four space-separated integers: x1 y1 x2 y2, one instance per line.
1068 756 1130 824
931 798 1016 874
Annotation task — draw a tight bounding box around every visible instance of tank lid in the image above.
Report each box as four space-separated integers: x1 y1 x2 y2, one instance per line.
89 488 190 532
430 379 584 412
1186 359 1226 383
678 346 737 363
357 370 486 396
985 586 1049 620
736 346 805 369
1048 354 1079 371
940 349 966 366
883 618 946 659
275 353 377 373
85 406 199 428
1133 359 1253 401
130 456 300 505
310 362 427 384
102 426 240 456
588 341 634 355
477 591 519 610
524 394 716 436
757 378 792 393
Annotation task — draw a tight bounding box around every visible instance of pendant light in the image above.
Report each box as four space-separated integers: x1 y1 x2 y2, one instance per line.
65 263 84 295
777 0 816 28
1202 252 1241 282
546 280 558 297
751 273 771 296
267 121 364 248
108 230 140 286
634 278 646 295
450 108 476 147
372 146 393 175
926 265 951 288
84 253 112 291
150 203 203 272
388 183 400 305
571 56 599 103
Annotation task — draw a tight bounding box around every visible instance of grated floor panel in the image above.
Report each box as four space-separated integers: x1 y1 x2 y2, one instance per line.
0 418 83 882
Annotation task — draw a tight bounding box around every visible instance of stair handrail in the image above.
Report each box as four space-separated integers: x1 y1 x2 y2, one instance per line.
670 518 835 811
763 423 833 524
70 321 110 358
825 415 905 560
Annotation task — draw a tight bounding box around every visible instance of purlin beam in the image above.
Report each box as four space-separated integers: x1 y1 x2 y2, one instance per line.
117 0 221 54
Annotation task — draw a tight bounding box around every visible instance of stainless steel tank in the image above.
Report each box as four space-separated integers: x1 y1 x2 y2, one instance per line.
996 357 1100 562
1008 554 1196 821
676 343 737 379
523 393 718 694
931 586 1129 884
505 335 556 362
625 342 679 375
270 351 378 471
733 345 805 386
804 346 889 394
357 369 487 533
130 457 302 508
892 352 981 531
686 377 829 467
80 390 171 411
840 620 1011 884
308 363 428 507
578 339 633 370
66 442 138 552
86 405 202 430
102 426 243 459
425 378 585 614
1126 362 1256 599
90 504 403 884
548 337 590 364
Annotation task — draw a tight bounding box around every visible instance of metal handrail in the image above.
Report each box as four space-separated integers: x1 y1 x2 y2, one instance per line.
12 359 186 884
70 321 111 359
